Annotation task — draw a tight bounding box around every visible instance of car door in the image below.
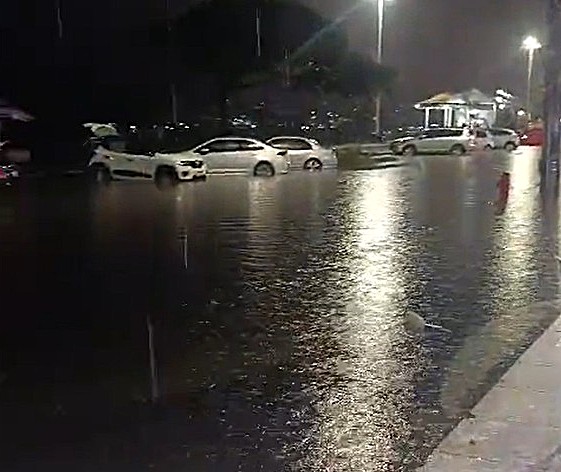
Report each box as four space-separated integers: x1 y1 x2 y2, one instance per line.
100 139 143 178
195 139 240 173
416 131 438 153
234 139 266 172
269 138 311 168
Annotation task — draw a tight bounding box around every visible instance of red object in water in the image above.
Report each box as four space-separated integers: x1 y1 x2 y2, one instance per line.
495 172 511 215
520 128 544 146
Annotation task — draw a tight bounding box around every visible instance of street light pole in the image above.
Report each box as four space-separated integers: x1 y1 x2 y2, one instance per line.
522 35 542 119
527 48 536 115
374 0 388 136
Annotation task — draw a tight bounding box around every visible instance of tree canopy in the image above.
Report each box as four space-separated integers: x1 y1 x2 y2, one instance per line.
173 0 395 115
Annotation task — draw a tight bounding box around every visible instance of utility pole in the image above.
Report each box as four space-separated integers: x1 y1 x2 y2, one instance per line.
544 0 561 173
165 0 178 123
55 0 63 40
256 6 262 58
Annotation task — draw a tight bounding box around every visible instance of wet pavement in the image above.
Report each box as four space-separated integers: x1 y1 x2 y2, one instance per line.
0 148 560 471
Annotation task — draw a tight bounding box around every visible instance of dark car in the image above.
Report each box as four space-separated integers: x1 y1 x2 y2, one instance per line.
0 164 19 185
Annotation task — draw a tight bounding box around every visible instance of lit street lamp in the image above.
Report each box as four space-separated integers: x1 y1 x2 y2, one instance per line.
374 0 391 135
522 35 542 118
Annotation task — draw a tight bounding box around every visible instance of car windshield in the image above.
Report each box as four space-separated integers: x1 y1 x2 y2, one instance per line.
2 1 557 471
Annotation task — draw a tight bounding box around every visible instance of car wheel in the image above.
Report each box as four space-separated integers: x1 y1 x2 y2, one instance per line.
303 158 323 171
254 162 275 177
504 142 516 152
450 144 466 156
403 145 417 156
155 167 178 187
90 165 111 184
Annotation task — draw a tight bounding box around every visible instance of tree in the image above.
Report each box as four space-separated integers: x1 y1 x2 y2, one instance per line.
173 0 348 120
293 54 396 98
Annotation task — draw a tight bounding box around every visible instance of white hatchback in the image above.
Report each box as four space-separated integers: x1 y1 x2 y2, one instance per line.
88 139 207 183
266 136 337 171
189 137 290 177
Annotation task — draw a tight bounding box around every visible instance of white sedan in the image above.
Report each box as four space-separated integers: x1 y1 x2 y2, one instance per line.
266 136 337 171
189 137 290 177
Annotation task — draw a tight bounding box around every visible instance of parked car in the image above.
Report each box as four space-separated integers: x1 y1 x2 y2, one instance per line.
520 128 544 146
190 137 290 176
266 136 337 171
88 137 207 184
390 128 494 156
488 128 520 152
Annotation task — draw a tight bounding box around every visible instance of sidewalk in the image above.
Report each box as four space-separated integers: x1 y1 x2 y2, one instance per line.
420 303 561 471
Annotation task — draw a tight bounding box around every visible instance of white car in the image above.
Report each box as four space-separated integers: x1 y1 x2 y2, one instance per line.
390 128 494 156
488 128 520 152
266 136 337 171
88 139 207 183
188 137 290 176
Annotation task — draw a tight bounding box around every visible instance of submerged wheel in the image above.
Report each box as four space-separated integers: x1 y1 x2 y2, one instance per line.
450 144 466 156
155 167 178 187
90 165 111 184
403 145 417 156
254 162 275 177
303 158 323 171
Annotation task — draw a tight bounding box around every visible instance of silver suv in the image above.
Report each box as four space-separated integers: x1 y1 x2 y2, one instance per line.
390 128 493 156
488 128 520 152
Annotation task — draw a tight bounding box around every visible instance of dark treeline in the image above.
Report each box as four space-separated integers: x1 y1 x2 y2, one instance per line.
1 0 395 162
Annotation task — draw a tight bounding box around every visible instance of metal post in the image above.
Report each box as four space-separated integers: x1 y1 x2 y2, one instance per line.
544 0 561 176
527 48 535 118
256 7 262 58
374 0 384 135
55 0 63 40
146 315 160 404
165 0 178 123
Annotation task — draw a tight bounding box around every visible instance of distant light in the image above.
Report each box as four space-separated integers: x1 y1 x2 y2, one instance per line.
498 104 506 110
522 36 542 51
517 109 527 116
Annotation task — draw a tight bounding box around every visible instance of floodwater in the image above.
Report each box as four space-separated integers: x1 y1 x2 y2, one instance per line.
1 148 560 471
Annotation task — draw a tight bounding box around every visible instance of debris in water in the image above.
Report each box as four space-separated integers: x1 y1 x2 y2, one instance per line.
404 311 452 334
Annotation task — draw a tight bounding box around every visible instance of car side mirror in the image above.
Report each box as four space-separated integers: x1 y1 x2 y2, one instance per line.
197 148 210 155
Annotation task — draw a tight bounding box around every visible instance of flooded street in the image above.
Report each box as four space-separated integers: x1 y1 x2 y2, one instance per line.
1 148 560 471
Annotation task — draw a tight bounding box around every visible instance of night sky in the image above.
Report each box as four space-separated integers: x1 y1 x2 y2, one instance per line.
174 0 547 102
2 0 546 104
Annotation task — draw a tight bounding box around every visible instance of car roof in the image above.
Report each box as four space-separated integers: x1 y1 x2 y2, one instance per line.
423 127 464 131
267 136 312 141
207 136 262 141
489 127 515 132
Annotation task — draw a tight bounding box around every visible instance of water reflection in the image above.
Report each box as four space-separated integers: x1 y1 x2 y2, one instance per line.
441 152 560 417
0 153 559 471
294 171 427 470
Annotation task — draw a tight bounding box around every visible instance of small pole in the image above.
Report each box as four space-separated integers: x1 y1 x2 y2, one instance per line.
55 0 63 40
256 6 262 58
374 0 384 135
527 48 535 119
146 315 160 404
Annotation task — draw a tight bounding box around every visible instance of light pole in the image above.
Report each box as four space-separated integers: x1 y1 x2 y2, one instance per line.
374 0 391 135
522 35 542 119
